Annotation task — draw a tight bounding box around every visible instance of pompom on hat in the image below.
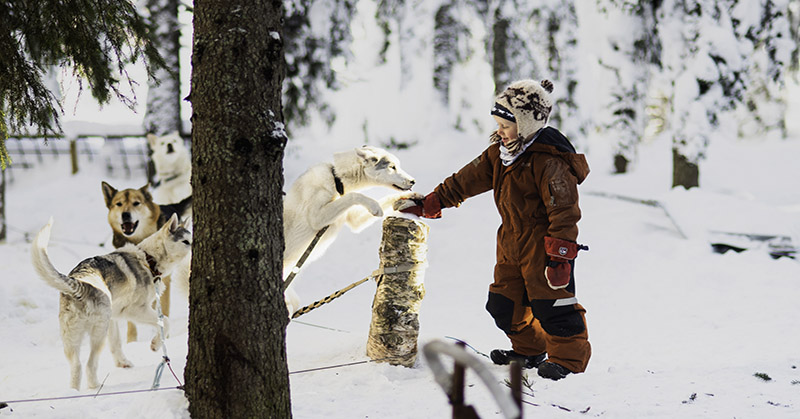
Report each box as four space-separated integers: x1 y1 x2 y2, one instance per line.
492 79 554 141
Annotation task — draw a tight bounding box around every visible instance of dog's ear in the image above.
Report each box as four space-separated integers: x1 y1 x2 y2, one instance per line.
146 133 158 147
139 183 153 200
355 146 379 164
163 213 180 235
181 216 194 232
101 181 117 208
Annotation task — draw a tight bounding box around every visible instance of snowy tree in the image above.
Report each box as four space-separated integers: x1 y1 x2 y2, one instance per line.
731 0 794 140
143 0 184 186
486 0 541 94
0 0 164 169
597 0 661 173
486 0 583 145
185 0 291 416
434 2 460 105
376 0 431 88
791 0 800 75
283 0 356 129
143 0 182 137
658 0 747 189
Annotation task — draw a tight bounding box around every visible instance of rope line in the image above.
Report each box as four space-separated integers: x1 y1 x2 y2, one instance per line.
444 336 491 359
288 356 406 375
291 274 375 319
0 356 405 407
291 262 426 319
0 386 182 405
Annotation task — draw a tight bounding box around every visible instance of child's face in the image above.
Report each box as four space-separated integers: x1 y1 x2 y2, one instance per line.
493 115 518 145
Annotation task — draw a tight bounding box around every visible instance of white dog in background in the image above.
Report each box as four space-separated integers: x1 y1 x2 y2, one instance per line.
147 131 192 205
283 146 417 315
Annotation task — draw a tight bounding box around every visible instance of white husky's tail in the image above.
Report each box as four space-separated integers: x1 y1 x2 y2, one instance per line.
31 218 85 298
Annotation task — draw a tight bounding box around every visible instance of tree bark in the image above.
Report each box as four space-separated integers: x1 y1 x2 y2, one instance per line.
491 10 510 95
1 168 5 243
672 147 699 189
367 216 428 367
143 0 183 185
433 4 456 105
184 0 291 417
144 0 182 136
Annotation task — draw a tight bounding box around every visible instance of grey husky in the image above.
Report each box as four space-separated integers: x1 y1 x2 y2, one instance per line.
31 214 192 390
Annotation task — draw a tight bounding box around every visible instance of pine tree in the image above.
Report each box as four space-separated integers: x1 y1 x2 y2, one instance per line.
487 0 582 145
732 0 794 139
434 2 459 105
597 0 661 173
184 0 292 416
530 0 582 144
658 0 745 189
487 0 541 95
284 0 356 129
143 0 183 137
0 0 164 169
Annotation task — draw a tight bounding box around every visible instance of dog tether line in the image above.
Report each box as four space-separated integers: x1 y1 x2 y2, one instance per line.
291 262 425 319
283 225 330 292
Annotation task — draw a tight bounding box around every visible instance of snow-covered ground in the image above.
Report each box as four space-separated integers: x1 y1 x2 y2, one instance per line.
1 125 799 418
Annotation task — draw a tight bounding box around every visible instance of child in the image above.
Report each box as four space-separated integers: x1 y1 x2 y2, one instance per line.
397 79 591 380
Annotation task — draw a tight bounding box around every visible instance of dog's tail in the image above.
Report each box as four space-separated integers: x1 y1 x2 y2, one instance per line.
31 218 86 298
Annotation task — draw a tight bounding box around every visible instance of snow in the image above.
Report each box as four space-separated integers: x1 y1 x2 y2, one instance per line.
3 1 800 418
3 118 800 419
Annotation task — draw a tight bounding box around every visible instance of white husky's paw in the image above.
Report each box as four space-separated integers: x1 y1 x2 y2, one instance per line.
368 202 384 217
393 192 424 211
116 358 134 368
357 195 383 217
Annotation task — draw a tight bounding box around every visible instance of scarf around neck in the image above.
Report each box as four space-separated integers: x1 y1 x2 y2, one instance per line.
493 129 543 166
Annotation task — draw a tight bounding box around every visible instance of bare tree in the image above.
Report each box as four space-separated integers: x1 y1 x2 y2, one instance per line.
183 0 291 417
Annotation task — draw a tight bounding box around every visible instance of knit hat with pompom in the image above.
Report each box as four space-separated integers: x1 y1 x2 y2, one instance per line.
492 79 554 142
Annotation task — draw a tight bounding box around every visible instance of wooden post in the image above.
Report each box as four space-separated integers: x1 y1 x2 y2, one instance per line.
366 216 428 367
0 168 6 243
510 361 523 418
451 341 480 419
69 138 79 174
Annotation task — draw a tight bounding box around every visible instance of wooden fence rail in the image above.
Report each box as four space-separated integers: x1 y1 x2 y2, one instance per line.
3 135 172 183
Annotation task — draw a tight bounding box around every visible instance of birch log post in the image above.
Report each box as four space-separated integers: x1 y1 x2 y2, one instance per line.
367 216 429 367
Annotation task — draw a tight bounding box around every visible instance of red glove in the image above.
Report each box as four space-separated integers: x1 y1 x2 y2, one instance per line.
543 236 588 290
399 192 442 219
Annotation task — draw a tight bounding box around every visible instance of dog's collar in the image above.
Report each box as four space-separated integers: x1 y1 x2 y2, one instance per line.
153 172 182 188
144 252 162 279
331 167 345 195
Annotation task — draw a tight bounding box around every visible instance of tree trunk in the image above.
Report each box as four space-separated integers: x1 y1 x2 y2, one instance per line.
184 0 291 417
1 168 5 243
491 10 510 95
433 3 456 105
672 148 699 189
143 0 182 185
367 216 428 367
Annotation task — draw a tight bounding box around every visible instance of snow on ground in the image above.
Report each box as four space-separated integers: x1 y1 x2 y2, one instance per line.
1 127 799 418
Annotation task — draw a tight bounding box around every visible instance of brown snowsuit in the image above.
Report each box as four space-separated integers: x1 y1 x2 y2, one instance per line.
433 127 591 373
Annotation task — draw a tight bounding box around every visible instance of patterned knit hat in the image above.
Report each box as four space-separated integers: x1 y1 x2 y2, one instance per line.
493 79 554 141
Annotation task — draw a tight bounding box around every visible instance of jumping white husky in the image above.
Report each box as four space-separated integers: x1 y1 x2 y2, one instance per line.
283 146 416 315
31 214 192 390
147 131 192 205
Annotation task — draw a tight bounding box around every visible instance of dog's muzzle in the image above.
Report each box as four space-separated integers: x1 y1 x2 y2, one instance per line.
394 179 415 191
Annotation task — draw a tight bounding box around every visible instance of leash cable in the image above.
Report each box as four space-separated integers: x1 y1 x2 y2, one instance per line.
283 225 329 292
0 355 405 408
